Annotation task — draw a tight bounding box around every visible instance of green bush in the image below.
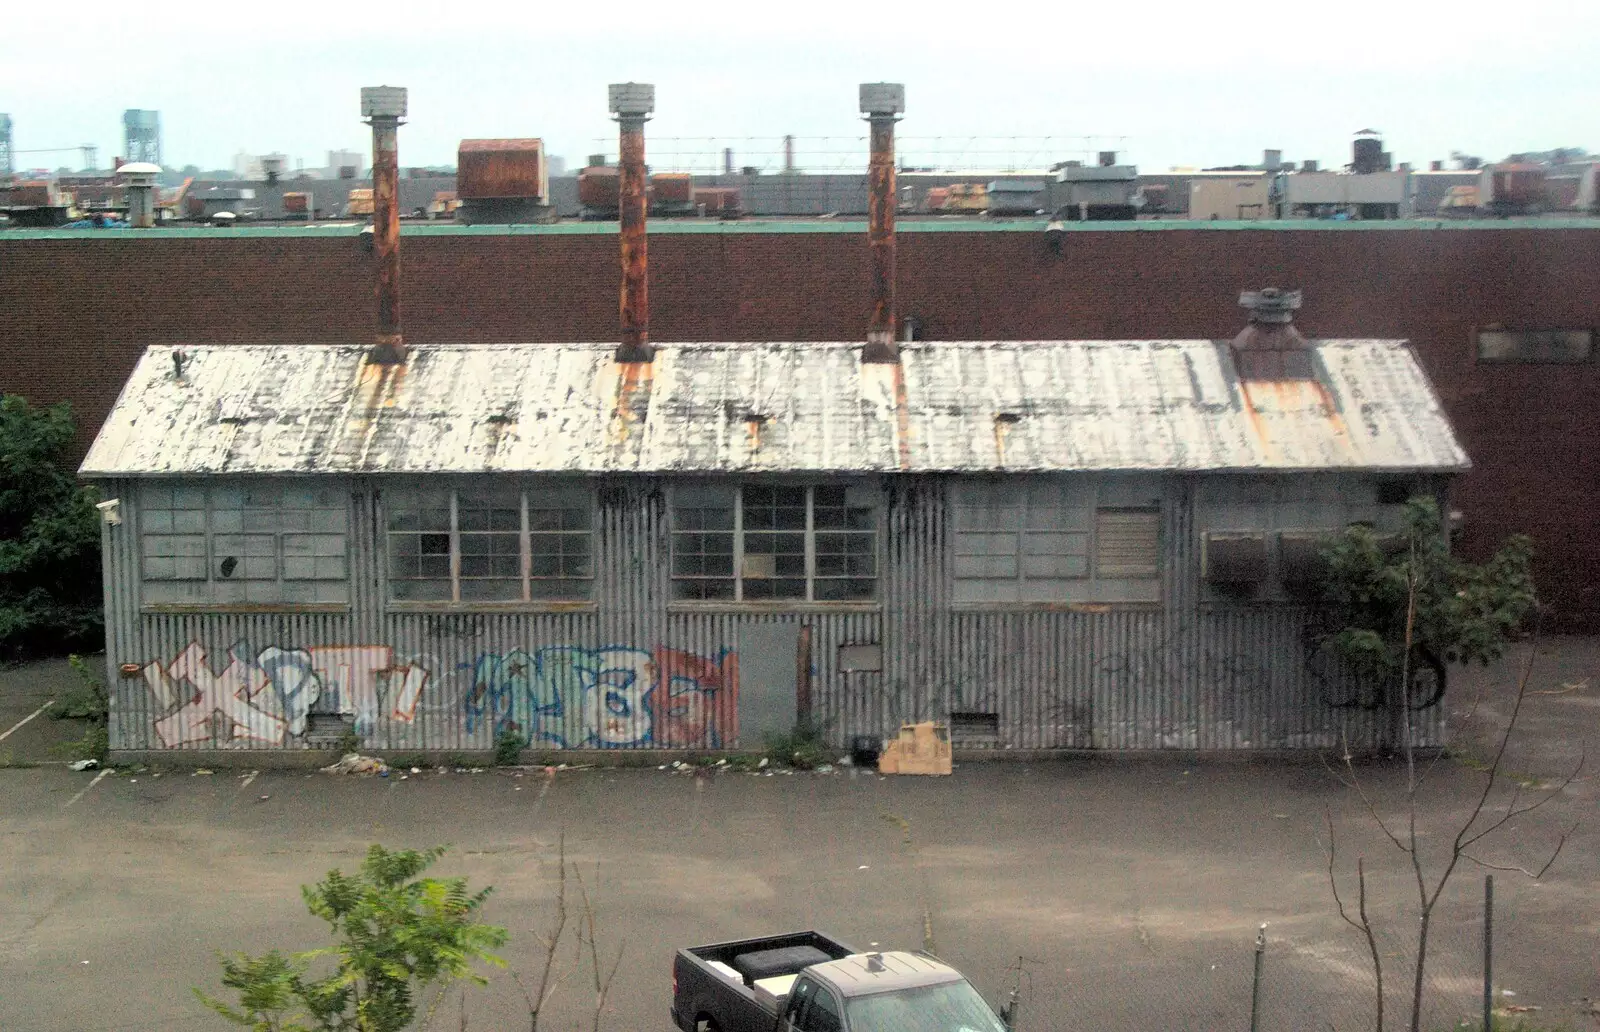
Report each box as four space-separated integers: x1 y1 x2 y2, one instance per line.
493 728 524 766
1316 496 1536 707
0 397 102 659
763 719 832 770
51 654 109 721
197 845 507 1032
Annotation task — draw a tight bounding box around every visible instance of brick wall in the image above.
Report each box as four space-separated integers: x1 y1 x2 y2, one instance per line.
4 226 1598 625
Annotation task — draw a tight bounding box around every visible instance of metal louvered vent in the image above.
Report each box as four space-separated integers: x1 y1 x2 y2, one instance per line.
1094 509 1160 579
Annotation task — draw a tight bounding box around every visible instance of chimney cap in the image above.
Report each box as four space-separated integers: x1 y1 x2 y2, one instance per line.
1240 287 1302 323
361 86 408 119
859 82 906 117
609 82 656 117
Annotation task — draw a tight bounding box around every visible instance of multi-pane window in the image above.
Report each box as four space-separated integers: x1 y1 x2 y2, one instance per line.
671 485 877 602
139 483 349 605
1476 329 1592 364
951 478 1160 603
386 485 593 603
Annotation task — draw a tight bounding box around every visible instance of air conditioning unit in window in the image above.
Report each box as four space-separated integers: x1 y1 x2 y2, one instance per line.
1203 531 1268 585
1278 531 1334 592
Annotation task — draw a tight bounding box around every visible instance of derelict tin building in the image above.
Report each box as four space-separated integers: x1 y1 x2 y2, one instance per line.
81 85 1470 759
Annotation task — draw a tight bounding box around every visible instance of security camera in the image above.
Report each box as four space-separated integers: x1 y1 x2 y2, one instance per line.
95 498 122 526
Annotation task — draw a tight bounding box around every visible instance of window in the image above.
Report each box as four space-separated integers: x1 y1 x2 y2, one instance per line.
952 478 1160 603
799 987 843 1032
1476 329 1593 364
139 483 349 605
1095 509 1161 579
670 485 877 603
845 980 1009 1032
386 484 593 603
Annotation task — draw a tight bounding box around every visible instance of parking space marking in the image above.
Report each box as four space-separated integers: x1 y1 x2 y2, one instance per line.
62 770 110 810
0 700 54 743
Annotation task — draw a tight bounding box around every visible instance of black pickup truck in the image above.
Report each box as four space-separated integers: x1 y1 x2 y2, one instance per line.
672 930 1013 1032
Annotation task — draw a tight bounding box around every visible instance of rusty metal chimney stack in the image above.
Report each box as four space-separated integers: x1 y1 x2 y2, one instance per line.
610 82 656 364
362 86 407 365
860 83 904 364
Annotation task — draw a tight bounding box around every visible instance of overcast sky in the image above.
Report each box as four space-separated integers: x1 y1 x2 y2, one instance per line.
4 0 1595 175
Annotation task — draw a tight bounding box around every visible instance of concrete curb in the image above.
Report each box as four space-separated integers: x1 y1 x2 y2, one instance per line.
108 746 1436 770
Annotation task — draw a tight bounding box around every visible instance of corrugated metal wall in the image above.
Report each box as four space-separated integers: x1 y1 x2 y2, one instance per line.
103 475 1437 754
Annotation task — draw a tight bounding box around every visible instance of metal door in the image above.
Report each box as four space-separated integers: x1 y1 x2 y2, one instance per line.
737 623 800 747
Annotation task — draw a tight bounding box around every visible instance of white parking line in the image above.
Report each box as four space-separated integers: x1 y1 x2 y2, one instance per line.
63 770 110 810
0 700 54 743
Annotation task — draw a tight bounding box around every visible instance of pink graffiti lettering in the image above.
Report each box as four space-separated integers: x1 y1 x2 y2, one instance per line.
147 642 286 748
143 642 430 747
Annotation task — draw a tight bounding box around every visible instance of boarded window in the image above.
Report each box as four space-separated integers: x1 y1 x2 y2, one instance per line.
139 482 349 605
670 484 878 603
1094 510 1160 579
1476 329 1593 364
952 478 1158 603
387 484 593 604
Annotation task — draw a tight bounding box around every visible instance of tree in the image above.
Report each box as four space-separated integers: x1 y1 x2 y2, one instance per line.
1311 496 1535 736
0 396 102 659
198 845 507 1032
1321 499 1577 1032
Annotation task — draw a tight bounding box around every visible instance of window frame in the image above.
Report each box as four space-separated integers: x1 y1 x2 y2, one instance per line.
1474 328 1594 365
137 481 351 610
949 477 1163 607
384 482 596 607
669 482 881 607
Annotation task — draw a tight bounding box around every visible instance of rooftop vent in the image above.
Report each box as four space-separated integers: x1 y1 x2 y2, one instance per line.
1232 287 1313 380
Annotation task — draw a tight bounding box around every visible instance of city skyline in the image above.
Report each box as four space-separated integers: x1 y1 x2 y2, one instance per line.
4 0 1595 174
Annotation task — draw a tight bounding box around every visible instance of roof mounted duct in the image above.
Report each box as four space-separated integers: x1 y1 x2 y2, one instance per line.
361 85 407 365
611 82 655 364
860 82 904 364
1233 287 1312 380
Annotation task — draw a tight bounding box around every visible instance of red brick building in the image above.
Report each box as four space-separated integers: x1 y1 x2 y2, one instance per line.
3 220 1598 625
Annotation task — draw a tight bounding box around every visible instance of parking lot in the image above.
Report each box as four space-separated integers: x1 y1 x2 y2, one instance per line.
2 642 1596 1032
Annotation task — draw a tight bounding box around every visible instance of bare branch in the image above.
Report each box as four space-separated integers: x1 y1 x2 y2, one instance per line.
1324 814 1385 1032
1326 814 1364 934
575 863 625 1032
1530 678 1586 697
510 834 573 1032
1459 752 1585 851
1462 823 1574 880
1336 727 1412 854
1447 632 1543 865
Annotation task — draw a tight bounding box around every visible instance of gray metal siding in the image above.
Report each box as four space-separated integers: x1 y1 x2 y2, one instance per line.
103 474 1437 754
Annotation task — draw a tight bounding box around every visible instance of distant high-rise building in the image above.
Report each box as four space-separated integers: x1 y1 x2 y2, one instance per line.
123 109 161 166
0 114 12 175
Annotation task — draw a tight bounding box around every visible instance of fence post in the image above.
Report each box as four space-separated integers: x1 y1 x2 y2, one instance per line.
1483 874 1495 1032
1250 922 1267 1032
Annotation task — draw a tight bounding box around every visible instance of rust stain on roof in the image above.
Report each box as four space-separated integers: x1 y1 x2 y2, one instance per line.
82 340 1470 477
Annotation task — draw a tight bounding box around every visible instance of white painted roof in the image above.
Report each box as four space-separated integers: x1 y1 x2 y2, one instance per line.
80 340 1469 477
